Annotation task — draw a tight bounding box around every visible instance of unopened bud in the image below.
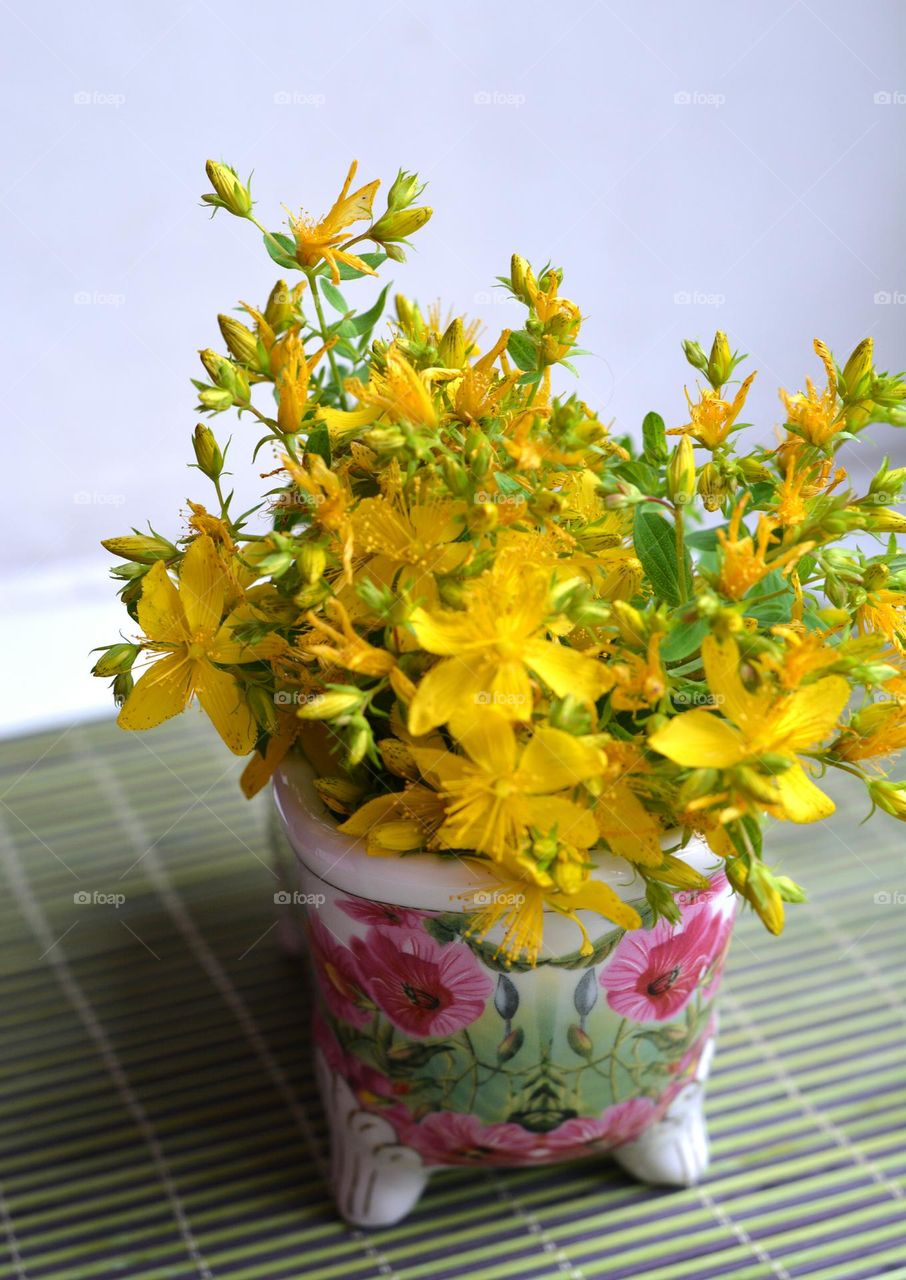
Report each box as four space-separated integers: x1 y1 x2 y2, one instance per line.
438 317 465 368
92 643 140 677
386 168 425 212
667 434 696 505
510 254 536 304
218 314 260 366
682 338 708 373
706 331 733 388
370 206 432 243
842 337 873 399
296 690 362 721
192 424 224 480
101 533 178 564
203 160 253 218
296 544 327 584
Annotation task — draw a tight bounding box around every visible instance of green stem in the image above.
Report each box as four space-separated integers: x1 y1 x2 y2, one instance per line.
674 503 689 602
306 269 347 410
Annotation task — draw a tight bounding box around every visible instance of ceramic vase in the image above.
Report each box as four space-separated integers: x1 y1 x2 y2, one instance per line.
273 754 735 1228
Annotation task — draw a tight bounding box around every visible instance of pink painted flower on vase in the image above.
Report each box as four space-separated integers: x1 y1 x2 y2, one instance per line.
600 908 718 1022
337 897 429 931
352 928 493 1038
307 915 372 1028
540 1095 658 1156
407 1111 544 1166
312 1009 418 1136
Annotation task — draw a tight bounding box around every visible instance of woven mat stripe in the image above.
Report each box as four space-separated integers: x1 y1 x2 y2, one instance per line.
0 717 904 1280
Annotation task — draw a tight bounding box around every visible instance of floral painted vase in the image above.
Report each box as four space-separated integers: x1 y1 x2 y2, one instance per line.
273 754 735 1228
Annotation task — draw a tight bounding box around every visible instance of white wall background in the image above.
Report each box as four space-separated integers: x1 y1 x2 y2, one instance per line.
2 0 905 731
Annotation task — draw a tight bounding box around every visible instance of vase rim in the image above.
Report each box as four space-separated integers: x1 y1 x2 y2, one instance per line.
273 750 718 913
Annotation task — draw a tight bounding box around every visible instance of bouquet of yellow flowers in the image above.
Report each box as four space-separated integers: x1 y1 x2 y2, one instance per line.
94 158 906 965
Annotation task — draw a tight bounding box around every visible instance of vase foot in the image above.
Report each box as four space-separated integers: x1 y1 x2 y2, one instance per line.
315 1049 429 1227
611 1034 714 1187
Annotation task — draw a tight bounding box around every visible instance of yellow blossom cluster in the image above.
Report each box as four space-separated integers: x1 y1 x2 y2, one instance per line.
94 159 906 962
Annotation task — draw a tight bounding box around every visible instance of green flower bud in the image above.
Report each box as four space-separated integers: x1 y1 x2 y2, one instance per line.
92 643 140 677
682 338 708 372
666 434 696 506
202 160 253 218
101 533 178 564
386 168 426 212
497 1027 525 1062
192 423 224 480
217 314 260 366
567 1024 593 1058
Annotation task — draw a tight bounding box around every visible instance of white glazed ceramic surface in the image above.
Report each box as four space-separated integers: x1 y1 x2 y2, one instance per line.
274 753 735 1227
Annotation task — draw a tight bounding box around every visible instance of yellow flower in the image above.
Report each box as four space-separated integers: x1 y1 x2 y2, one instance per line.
350 495 468 590
339 785 448 855
780 339 845 447
346 342 437 428
716 495 812 601
833 694 906 762
118 536 283 754
458 863 641 967
303 599 416 701
773 450 845 527
270 332 331 434
410 709 601 859
287 160 380 283
407 564 612 735
854 587 906 653
649 634 849 822
609 634 666 712
452 330 518 423
670 372 756 449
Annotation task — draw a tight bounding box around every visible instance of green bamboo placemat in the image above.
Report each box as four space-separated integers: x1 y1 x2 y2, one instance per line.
0 714 904 1280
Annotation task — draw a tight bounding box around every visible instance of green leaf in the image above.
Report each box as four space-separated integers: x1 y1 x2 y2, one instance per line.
320 280 349 314
507 330 538 372
305 423 331 466
336 251 387 280
349 283 391 337
685 526 722 551
642 411 668 465
262 231 297 270
661 615 710 663
633 508 683 606
616 460 660 492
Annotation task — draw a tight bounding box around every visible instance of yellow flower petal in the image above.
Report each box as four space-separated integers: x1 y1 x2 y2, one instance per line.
209 607 287 663
524 796 598 849
767 676 850 752
409 656 482 735
522 638 611 703
136 561 186 645
450 708 517 775
179 536 225 636
519 727 602 794
117 653 193 731
770 760 836 823
193 661 256 755
595 784 663 865
552 879 641 932
649 709 745 768
701 634 766 731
